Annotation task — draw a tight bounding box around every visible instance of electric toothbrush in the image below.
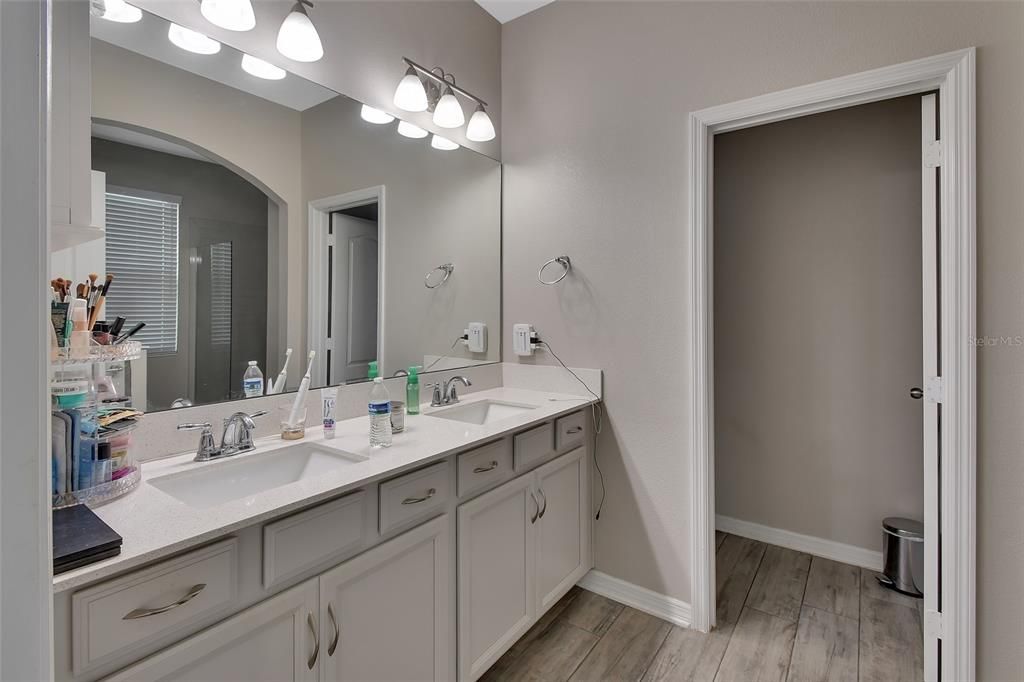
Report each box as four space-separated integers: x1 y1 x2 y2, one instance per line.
287 351 315 427
269 348 293 395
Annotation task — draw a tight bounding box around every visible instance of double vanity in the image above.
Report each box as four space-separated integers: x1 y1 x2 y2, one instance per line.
53 387 597 682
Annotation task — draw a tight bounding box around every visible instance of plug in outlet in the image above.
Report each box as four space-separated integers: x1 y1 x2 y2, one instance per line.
513 323 538 356
465 323 487 353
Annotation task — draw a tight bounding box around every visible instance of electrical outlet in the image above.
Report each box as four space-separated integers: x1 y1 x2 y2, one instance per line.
466 323 487 353
513 323 536 356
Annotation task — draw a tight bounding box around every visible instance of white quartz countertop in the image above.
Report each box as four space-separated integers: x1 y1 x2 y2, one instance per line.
54 387 596 592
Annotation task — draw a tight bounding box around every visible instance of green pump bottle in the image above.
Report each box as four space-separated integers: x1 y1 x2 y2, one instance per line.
406 366 420 414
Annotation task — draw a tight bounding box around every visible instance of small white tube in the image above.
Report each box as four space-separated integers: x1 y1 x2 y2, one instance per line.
321 387 337 439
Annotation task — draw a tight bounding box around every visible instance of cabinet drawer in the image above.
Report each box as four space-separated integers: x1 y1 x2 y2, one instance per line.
555 411 587 452
379 461 451 535
457 439 513 498
513 422 555 472
263 490 367 589
71 538 238 674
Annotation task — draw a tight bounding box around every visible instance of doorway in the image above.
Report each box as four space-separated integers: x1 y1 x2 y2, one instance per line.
687 50 976 682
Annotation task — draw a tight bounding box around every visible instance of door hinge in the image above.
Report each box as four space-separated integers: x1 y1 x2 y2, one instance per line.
925 376 944 403
924 140 942 168
924 609 944 639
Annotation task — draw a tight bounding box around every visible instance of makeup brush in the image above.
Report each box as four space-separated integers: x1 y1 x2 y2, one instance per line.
114 321 145 345
88 274 114 331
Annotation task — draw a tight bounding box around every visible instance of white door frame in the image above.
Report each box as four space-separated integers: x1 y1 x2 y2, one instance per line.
307 186 386 387
687 48 975 681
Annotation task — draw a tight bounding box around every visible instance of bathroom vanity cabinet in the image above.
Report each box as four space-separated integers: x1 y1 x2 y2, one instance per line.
52 408 594 682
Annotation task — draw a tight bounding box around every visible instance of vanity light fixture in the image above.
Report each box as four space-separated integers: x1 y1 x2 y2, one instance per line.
466 104 496 142
393 66 429 112
397 121 428 139
393 57 494 142
432 86 465 129
200 0 255 31
168 23 221 55
276 0 323 63
360 105 396 125
93 0 142 23
241 54 286 80
430 134 459 151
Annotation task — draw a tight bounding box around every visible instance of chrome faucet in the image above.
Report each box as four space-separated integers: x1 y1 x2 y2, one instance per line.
431 376 472 407
177 409 267 462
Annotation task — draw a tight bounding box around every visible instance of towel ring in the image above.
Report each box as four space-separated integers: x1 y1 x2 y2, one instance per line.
424 263 454 289
538 256 571 285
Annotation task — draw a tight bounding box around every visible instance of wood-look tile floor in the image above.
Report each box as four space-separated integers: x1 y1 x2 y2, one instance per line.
484 533 923 682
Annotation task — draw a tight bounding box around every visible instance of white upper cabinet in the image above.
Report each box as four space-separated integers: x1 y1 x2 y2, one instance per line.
51 0 99 248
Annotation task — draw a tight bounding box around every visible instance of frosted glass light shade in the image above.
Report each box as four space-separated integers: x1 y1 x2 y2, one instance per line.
241 54 286 80
466 105 496 142
431 134 459 151
98 0 142 23
432 87 465 129
168 23 221 55
360 105 395 125
397 121 428 139
200 0 255 31
276 3 323 63
393 67 428 112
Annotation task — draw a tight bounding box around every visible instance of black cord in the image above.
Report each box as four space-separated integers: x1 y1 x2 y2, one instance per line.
536 341 606 520
423 334 466 372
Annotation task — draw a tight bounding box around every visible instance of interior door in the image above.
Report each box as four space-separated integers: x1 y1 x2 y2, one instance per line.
919 91 942 682
328 213 378 384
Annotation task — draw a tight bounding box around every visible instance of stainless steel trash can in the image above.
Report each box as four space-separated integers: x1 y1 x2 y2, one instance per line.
878 517 924 597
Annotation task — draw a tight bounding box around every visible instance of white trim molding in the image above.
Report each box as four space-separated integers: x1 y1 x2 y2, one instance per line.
577 571 691 629
687 48 975 682
307 186 386 387
715 516 883 572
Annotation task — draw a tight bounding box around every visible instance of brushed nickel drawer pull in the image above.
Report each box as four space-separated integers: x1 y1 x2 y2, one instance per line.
538 488 547 519
473 461 499 474
307 612 320 670
327 603 340 656
566 426 583 434
401 488 436 505
529 490 540 524
122 584 206 620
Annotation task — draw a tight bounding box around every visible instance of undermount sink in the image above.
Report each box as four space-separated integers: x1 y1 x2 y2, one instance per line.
426 399 538 426
150 444 368 508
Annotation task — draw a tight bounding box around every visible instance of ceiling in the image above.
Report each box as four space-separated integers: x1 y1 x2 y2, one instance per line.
474 0 556 24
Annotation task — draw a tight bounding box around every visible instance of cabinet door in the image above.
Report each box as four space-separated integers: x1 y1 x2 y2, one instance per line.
319 515 452 682
535 447 591 612
458 473 537 682
105 580 319 682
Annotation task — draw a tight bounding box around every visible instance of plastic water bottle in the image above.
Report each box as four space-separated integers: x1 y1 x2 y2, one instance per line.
368 377 392 448
242 361 264 398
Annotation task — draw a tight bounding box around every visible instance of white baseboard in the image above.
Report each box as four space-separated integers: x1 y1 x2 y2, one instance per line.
716 515 883 572
577 570 691 628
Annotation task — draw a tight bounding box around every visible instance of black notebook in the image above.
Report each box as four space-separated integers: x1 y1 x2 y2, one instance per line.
52 505 122 574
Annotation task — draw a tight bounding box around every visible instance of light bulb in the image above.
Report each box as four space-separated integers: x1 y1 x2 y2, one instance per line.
466 105 496 142
241 54 286 80
276 2 323 63
393 67 428 112
360 105 395 125
200 0 255 31
168 23 221 55
97 0 142 23
432 86 465 129
397 121 428 139
431 134 459 151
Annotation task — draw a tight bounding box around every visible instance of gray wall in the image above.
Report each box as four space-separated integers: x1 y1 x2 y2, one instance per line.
713 95 923 551
130 0 501 159
500 3 1024 678
92 137 269 410
300 95 502 377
